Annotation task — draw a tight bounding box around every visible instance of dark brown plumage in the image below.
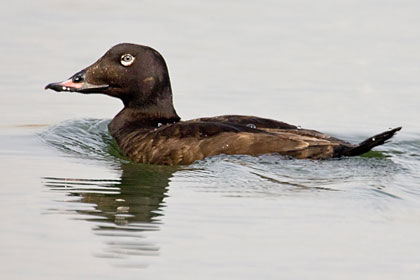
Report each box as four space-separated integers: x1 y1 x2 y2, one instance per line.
45 43 401 165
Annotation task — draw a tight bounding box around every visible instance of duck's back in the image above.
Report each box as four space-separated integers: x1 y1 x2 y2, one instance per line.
114 115 355 165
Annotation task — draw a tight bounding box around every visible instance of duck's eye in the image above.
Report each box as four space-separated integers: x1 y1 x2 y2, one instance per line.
120 54 135 66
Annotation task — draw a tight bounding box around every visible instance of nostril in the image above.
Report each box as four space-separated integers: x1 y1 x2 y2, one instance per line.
72 71 85 83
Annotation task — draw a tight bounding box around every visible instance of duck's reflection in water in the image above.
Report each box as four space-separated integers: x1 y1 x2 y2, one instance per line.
43 163 178 262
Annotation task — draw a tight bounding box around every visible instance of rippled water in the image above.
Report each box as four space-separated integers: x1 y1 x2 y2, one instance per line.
32 118 420 276
2 0 420 279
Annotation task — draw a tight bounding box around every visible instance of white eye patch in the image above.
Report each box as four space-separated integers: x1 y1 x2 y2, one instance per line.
120 54 135 66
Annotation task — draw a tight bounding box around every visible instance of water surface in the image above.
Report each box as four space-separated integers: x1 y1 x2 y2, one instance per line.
1 0 420 279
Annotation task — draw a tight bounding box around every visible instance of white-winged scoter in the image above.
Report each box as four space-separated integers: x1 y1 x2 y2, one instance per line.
45 43 401 165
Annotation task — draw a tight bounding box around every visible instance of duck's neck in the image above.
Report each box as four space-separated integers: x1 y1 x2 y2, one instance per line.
109 101 180 142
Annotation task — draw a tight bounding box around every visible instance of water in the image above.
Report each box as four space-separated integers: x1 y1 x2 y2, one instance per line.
1 0 420 279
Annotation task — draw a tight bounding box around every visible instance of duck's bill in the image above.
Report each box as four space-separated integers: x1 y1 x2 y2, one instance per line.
45 79 109 93
45 70 108 94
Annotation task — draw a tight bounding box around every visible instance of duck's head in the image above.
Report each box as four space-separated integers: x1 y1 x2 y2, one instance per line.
45 43 175 111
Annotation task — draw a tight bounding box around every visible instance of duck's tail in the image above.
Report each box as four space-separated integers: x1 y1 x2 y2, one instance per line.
343 127 402 157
